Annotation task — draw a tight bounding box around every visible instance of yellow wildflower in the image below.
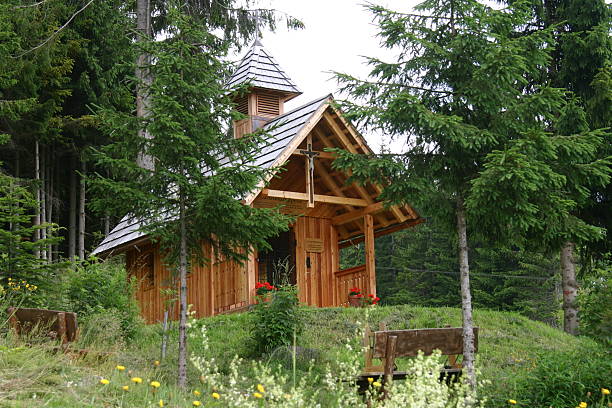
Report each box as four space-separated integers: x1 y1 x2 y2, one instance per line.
193 401 201 407
122 385 129 391
116 365 126 371
367 377 374 383
508 400 517 405
579 403 587 408
603 389 611 395
158 400 164 407
131 377 143 384
254 392 263 398
212 392 220 399
257 384 265 393
150 381 161 388
99 379 110 385
193 390 201 396
373 381 382 388
154 360 160 366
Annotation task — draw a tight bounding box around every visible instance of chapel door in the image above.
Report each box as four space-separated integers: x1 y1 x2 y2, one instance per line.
294 217 336 307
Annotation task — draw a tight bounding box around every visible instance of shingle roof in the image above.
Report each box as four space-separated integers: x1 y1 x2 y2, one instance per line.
227 40 301 96
91 95 331 256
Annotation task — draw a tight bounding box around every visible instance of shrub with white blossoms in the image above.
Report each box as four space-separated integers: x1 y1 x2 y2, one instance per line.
190 316 483 407
365 351 485 408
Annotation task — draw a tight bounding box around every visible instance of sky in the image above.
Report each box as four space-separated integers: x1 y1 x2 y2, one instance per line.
240 0 422 152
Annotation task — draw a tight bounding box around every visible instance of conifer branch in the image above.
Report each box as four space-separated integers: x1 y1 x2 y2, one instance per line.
13 0 95 58
13 0 50 8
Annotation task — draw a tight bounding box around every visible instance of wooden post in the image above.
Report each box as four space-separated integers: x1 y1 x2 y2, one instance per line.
383 335 398 398
304 134 315 208
364 214 376 296
330 224 339 306
246 248 257 305
209 245 216 315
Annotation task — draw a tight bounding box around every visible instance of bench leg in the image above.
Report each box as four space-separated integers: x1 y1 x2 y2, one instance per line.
7 307 19 338
57 312 67 345
383 335 397 399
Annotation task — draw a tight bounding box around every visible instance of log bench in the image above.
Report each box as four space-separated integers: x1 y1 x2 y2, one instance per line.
358 325 479 393
7 307 79 346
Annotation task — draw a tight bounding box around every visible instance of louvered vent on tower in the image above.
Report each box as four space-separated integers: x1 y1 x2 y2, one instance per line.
256 92 280 117
235 94 249 115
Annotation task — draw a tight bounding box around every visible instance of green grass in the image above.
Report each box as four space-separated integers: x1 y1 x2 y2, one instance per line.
0 305 607 407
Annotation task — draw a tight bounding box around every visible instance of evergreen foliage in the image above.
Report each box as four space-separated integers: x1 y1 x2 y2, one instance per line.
332 0 573 386
0 173 60 293
373 221 560 324
89 2 292 386
89 6 290 266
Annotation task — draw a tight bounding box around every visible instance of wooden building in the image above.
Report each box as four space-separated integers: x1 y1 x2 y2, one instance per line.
92 41 423 323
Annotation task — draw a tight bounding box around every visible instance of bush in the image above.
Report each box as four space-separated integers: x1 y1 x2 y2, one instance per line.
511 342 611 407
250 285 302 355
60 258 143 339
578 267 611 347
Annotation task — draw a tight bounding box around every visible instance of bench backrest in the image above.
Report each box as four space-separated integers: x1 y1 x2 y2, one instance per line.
7 307 79 344
372 327 479 359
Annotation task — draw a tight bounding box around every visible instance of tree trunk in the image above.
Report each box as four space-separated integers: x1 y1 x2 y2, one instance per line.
78 158 86 260
561 241 579 335
47 154 53 261
135 0 154 171
104 213 110 236
456 195 476 391
34 141 40 259
40 146 47 261
69 156 77 259
177 191 188 389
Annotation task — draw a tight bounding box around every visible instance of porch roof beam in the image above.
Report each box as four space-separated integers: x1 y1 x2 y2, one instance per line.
261 189 369 207
332 202 385 225
292 150 336 160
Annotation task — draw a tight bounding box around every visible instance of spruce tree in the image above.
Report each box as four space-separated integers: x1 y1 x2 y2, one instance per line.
470 0 611 335
332 0 565 389
89 3 290 387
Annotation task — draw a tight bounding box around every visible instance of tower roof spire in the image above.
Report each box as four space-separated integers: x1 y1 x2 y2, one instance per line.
227 41 301 99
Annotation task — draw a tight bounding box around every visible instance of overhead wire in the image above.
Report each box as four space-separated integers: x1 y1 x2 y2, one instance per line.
375 266 553 281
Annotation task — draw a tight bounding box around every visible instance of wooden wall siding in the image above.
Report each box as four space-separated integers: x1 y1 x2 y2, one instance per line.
212 252 247 314
128 242 248 323
334 264 368 306
128 215 372 323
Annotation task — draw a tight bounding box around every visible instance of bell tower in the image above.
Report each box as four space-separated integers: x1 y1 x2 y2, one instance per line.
228 40 301 138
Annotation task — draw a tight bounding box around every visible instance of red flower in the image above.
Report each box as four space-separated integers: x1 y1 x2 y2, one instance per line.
375 297 380 301
356 293 364 298
368 294 374 298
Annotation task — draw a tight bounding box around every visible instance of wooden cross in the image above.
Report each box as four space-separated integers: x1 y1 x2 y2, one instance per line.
300 135 319 208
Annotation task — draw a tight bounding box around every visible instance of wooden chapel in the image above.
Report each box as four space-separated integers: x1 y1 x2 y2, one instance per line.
92 40 423 323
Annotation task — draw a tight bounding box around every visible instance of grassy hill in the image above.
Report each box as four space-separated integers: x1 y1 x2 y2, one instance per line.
1 305 608 407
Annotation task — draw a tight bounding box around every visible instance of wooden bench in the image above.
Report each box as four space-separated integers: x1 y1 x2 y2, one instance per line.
358 325 479 392
7 307 79 346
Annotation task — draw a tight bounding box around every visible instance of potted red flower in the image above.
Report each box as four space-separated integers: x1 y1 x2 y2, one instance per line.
365 294 381 306
348 287 364 307
255 281 278 302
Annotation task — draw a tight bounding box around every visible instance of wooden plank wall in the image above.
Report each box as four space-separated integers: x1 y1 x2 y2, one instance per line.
127 242 248 324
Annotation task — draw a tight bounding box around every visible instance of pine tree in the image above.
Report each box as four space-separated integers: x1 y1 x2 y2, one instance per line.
89 3 290 387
